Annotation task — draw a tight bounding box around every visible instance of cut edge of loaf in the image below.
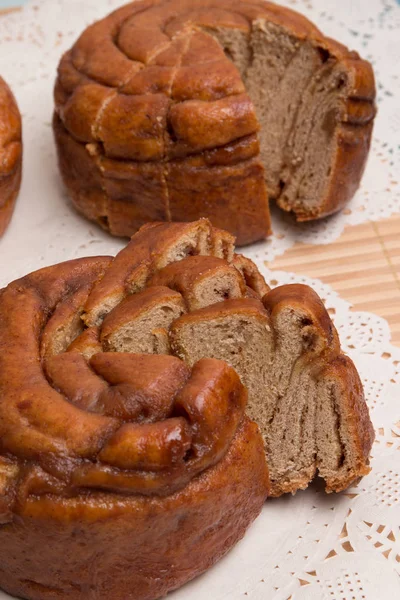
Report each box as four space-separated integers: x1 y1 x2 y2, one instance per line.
75 218 374 497
207 15 376 222
169 283 374 497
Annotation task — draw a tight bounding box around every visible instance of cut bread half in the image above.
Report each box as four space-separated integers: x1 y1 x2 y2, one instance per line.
69 219 374 496
54 0 376 243
39 219 373 496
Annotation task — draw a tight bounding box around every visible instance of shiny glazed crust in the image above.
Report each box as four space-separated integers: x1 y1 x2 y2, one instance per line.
0 219 269 600
0 77 22 236
53 0 375 243
0 418 267 600
0 219 373 598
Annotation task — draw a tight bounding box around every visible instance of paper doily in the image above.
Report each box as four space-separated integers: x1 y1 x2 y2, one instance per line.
0 2 399 599
0 0 399 276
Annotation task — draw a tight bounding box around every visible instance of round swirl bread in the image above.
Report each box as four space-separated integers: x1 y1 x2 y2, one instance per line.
0 77 22 236
53 0 375 244
0 219 373 600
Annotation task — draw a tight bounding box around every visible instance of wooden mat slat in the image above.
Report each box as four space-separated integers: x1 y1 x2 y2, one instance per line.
0 8 18 15
269 217 400 347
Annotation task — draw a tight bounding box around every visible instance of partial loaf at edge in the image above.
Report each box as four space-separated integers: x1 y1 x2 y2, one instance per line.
0 77 22 236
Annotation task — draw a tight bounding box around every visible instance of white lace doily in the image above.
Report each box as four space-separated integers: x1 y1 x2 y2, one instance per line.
0 0 399 274
0 2 399 599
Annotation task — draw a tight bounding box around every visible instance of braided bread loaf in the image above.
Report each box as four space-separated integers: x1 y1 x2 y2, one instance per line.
0 77 22 236
0 219 373 600
53 0 375 244
0 220 268 600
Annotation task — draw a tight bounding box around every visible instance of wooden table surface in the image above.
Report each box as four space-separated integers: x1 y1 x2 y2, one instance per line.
1 6 399 346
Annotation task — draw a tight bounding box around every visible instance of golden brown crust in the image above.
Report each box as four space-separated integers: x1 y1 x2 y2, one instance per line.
66 325 102 358
0 77 22 236
232 253 271 297
0 261 249 496
100 285 185 344
82 218 215 326
0 221 271 600
0 417 268 600
262 283 339 352
165 153 271 246
0 220 374 598
147 255 247 309
53 6 271 245
53 0 375 240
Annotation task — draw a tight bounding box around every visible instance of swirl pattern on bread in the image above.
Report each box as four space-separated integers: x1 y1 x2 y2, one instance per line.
0 219 268 600
0 219 373 599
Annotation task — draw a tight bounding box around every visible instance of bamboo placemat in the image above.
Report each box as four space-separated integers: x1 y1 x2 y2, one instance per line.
1 6 399 346
268 216 400 347
0 7 18 15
